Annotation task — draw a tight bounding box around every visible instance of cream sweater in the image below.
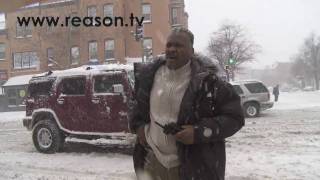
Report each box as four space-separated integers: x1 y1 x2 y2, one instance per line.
145 61 191 168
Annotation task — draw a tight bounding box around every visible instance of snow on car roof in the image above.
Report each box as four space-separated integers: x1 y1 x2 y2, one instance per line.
2 74 35 87
32 64 133 79
2 64 133 86
230 79 263 85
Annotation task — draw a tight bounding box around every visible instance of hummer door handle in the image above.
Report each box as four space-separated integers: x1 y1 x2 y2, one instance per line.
57 98 64 105
91 98 100 104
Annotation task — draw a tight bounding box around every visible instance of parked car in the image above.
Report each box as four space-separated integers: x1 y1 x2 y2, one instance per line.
230 80 273 118
23 64 135 153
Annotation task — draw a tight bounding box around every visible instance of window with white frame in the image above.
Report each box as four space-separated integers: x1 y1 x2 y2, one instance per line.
0 43 5 60
104 4 114 18
71 46 80 65
105 39 114 60
89 41 98 60
142 4 151 22
87 6 97 17
13 52 38 69
87 6 97 25
171 7 179 25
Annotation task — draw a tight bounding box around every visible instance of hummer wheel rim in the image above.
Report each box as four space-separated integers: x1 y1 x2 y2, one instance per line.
37 128 52 148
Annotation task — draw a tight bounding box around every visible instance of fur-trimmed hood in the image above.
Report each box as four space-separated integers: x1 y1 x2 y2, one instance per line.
153 53 220 75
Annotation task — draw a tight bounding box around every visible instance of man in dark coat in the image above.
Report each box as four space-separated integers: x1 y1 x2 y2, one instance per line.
273 84 280 102
129 27 244 180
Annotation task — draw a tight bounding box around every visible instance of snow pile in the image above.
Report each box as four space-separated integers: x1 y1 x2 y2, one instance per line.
0 111 25 122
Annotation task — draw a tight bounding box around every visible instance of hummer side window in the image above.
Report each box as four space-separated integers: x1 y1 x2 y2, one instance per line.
61 77 86 95
93 75 122 93
29 81 54 97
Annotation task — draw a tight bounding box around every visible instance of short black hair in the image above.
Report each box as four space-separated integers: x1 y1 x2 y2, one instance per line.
171 27 194 45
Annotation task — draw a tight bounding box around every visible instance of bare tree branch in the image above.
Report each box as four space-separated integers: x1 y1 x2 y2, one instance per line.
207 21 260 68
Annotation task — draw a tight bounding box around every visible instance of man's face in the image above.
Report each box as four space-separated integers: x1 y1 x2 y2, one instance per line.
165 32 194 69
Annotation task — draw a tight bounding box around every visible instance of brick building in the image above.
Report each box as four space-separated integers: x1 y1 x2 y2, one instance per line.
0 0 188 78
0 27 9 85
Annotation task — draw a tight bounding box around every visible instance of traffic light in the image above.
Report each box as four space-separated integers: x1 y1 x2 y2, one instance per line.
135 24 144 41
228 58 236 65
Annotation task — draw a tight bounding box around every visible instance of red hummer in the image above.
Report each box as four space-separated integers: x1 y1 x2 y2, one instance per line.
23 64 135 153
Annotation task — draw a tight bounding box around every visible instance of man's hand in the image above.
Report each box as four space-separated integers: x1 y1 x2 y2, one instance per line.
175 125 194 145
137 125 147 146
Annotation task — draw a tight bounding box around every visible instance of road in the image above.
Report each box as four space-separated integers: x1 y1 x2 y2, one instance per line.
0 92 319 179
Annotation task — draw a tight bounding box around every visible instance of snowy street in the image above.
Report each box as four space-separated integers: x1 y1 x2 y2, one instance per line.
0 91 320 180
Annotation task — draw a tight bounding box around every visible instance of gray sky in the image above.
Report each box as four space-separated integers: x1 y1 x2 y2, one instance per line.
184 0 320 68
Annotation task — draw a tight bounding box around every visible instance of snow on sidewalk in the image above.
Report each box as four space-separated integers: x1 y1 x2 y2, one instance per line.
273 91 320 110
0 111 25 123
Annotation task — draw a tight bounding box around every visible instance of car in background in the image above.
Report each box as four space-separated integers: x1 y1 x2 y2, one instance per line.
230 80 273 117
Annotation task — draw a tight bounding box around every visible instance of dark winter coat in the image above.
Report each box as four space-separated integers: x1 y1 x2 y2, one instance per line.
129 54 245 180
273 86 279 96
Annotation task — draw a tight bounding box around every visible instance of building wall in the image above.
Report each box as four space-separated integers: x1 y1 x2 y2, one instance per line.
0 29 9 83
4 0 188 78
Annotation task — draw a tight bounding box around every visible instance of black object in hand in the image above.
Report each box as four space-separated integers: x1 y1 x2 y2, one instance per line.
155 121 183 135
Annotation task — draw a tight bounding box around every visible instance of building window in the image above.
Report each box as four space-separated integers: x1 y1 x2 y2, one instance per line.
142 4 151 22
16 22 32 38
171 7 179 25
87 6 97 17
0 43 5 60
71 46 80 65
87 6 97 25
13 52 38 69
104 4 114 17
89 41 98 60
47 48 54 65
105 39 114 60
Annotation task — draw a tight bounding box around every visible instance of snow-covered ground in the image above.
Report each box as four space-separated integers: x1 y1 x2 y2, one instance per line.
0 91 320 179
